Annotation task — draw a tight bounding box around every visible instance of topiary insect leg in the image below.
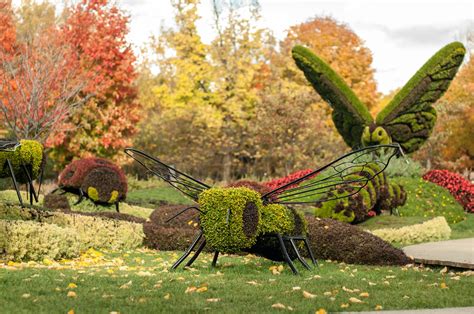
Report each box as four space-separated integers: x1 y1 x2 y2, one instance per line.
276 233 298 275
185 239 206 267
21 164 38 203
171 230 203 270
7 159 24 207
302 238 318 266
211 251 219 267
288 238 311 270
74 190 84 205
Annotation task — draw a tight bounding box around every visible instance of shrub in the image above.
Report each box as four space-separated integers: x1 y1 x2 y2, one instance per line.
263 169 314 191
305 216 412 265
43 212 144 251
43 194 71 210
199 187 262 253
143 205 201 251
422 170 474 213
370 217 451 245
227 180 272 196
0 140 43 182
394 177 466 224
58 157 128 205
0 219 80 261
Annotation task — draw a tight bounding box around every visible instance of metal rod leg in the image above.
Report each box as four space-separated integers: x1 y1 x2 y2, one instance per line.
289 239 311 270
171 231 203 270
21 164 38 203
303 238 318 266
276 234 298 275
115 202 120 213
185 240 206 267
212 251 219 267
7 159 23 207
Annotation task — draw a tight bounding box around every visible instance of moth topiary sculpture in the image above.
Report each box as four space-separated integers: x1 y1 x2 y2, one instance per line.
292 42 466 154
54 157 128 212
0 139 44 206
126 144 399 274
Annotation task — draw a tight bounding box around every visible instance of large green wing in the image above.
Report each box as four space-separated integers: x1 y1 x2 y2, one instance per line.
292 45 373 149
376 42 466 153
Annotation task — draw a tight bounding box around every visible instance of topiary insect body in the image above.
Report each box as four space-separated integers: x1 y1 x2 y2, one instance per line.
55 157 128 212
292 42 466 154
126 144 400 274
0 139 44 206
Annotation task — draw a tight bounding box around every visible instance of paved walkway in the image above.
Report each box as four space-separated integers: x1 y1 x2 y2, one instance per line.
341 307 474 314
403 238 474 269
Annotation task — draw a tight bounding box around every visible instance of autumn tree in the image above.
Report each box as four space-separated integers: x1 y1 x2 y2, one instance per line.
15 0 56 43
50 0 140 166
0 32 87 142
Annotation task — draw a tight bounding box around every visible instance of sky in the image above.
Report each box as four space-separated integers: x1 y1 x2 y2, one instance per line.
116 0 473 94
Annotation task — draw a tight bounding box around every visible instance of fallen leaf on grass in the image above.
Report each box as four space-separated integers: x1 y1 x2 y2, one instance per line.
196 286 208 293
67 283 77 289
185 286 197 294
67 310 75 314
303 291 316 299
67 291 77 298
164 293 171 300
292 286 301 291
269 265 284 275
440 267 448 274
359 292 369 298
136 271 154 277
342 286 353 293
22 293 31 298
375 305 383 310
120 281 132 289
207 298 220 302
323 291 332 296
440 283 448 289
340 303 349 308
349 297 363 303
271 303 286 309
315 309 327 314
246 280 260 286
451 276 460 281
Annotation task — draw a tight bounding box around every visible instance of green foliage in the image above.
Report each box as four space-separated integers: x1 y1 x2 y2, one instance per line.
314 188 355 223
384 156 425 178
393 176 465 224
370 216 451 245
291 45 373 148
199 187 262 253
259 204 294 235
0 140 43 182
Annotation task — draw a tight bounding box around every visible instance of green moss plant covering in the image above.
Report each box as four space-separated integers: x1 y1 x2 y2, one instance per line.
0 140 43 182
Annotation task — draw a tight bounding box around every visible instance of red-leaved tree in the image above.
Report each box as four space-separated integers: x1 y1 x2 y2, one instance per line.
49 0 140 166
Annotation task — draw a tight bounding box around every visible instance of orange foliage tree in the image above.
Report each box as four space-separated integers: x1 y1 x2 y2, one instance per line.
49 0 140 166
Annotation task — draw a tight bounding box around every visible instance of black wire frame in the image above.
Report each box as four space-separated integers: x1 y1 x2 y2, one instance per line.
124 148 211 202
261 144 402 205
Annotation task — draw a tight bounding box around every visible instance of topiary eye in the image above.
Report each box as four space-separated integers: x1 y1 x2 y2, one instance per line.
242 201 259 238
378 129 383 136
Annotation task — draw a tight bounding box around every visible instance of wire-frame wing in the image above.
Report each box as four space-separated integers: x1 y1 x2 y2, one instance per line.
0 139 20 151
124 148 211 202
261 144 401 205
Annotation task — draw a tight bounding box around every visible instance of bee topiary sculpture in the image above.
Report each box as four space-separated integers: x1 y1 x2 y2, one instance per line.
54 157 127 212
126 144 399 274
0 139 44 206
292 42 466 154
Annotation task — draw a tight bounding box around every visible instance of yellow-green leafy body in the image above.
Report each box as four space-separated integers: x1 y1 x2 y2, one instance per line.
0 140 43 182
198 187 306 253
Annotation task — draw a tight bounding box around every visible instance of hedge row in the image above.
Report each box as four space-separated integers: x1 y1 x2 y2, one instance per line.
423 170 474 213
370 216 451 245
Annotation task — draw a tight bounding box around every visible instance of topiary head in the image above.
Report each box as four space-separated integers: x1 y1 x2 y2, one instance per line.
198 187 263 253
362 124 391 147
0 140 43 181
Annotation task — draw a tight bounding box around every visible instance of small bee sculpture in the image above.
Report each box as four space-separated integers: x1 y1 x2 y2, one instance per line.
126 144 400 274
0 139 44 206
54 157 128 212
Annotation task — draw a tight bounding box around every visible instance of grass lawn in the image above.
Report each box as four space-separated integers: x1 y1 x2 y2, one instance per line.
127 187 193 208
1 249 473 313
